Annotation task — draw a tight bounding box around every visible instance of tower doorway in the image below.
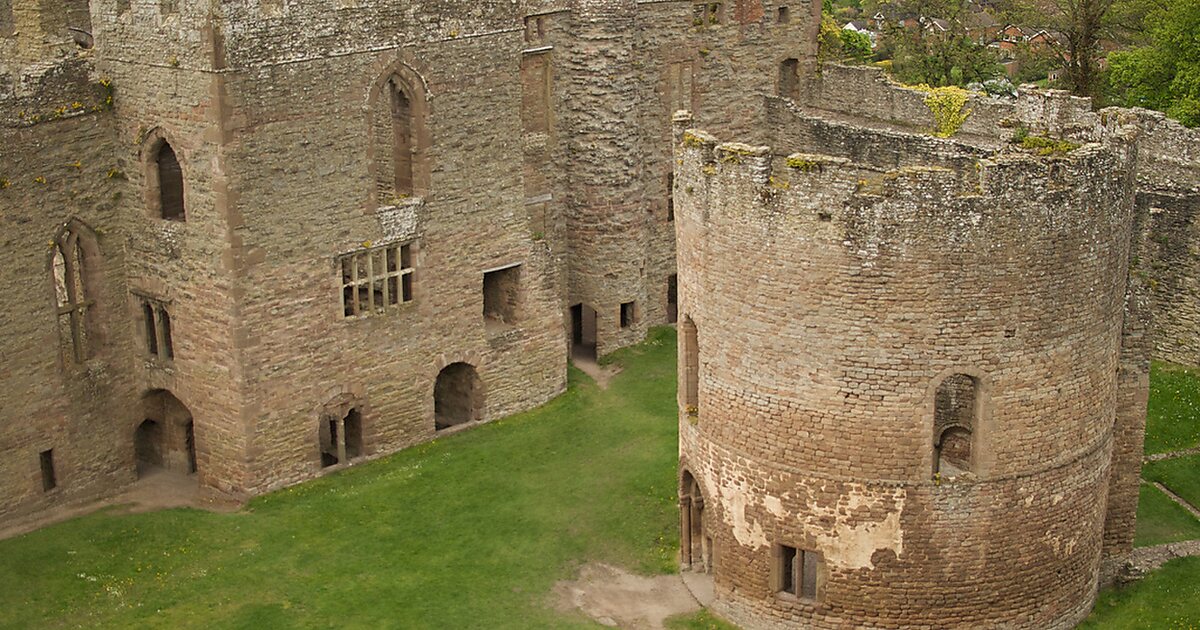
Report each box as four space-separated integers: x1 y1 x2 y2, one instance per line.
570 303 598 361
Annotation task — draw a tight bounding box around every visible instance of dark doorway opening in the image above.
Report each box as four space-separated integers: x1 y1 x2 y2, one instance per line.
435 363 484 430
570 303 598 361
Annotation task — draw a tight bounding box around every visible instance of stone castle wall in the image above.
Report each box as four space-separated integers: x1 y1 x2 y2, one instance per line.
674 116 1139 627
0 0 824 521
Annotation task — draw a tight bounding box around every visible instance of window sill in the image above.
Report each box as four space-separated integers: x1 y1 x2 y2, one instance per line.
484 320 523 343
342 301 415 321
774 592 820 610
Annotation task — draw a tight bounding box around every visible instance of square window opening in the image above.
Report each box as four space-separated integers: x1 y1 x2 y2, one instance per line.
776 544 822 601
620 301 636 328
483 265 521 328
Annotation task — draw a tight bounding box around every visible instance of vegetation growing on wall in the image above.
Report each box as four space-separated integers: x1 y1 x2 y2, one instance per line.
913 84 973 137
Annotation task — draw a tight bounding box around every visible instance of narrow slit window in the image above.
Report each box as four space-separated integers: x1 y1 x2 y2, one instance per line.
160 309 174 359
682 317 699 410
777 6 790 22
139 297 175 361
143 303 159 356
667 172 675 221
40 449 57 491
157 143 186 221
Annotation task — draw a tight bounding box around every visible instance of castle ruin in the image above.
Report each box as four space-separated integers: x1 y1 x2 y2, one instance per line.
2 0 1200 627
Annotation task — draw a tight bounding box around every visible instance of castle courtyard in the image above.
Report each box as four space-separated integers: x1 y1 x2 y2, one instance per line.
0 328 1197 628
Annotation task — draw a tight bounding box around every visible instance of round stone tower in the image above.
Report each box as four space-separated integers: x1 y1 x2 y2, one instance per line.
673 119 1138 628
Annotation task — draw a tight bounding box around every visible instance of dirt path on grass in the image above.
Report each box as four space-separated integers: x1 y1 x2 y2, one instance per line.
1145 445 1200 463
554 563 711 629
572 355 624 390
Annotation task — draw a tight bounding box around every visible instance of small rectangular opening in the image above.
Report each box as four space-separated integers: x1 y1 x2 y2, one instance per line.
779 545 797 595
776 544 822 601
143 303 158 356
666 172 675 221
40 449 57 491
160 310 174 359
483 265 521 327
777 6 789 22
620 301 636 328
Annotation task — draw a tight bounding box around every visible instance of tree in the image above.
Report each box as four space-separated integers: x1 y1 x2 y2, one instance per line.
885 24 1003 86
997 0 1155 97
1107 0 1200 126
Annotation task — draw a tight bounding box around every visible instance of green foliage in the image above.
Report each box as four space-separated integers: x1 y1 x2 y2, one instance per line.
1134 483 1200 547
884 26 1002 87
1081 557 1200 628
1145 361 1200 454
1107 0 1200 127
818 13 846 64
0 329 684 629
1016 134 1080 155
665 609 741 629
913 84 973 137
839 28 874 63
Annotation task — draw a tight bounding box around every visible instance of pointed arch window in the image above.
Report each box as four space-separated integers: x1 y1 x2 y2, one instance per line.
371 69 429 204
156 142 186 221
51 222 101 363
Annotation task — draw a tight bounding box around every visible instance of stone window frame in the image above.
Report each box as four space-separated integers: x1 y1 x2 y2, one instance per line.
482 263 523 331
49 218 104 365
39 449 58 492
523 14 547 43
777 5 790 23
692 2 723 26
140 128 188 223
771 544 825 603
924 367 993 480
134 292 175 362
338 241 415 318
681 316 700 418
620 301 637 328
367 63 433 209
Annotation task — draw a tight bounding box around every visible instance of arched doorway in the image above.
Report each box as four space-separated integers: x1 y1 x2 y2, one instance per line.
435 363 484 431
570 303 598 361
137 389 197 479
319 406 365 468
680 470 711 573
932 373 980 476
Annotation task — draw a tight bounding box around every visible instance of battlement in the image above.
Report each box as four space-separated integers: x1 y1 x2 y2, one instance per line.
805 64 1200 193
676 115 1135 252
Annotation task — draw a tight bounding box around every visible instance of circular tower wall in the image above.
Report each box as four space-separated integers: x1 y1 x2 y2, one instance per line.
674 133 1136 629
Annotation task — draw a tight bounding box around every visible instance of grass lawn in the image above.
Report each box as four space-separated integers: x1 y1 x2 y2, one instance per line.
1134 483 1200 547
0 328 682 630
665 609 740 629
3 327 1200 629
1144 455 1200 513
1145 361 1200 455
1081 556 1200 628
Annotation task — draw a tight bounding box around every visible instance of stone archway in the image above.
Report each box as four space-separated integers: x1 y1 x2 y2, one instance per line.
434 362 484 430
680 469 711 573
136 389 196 479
